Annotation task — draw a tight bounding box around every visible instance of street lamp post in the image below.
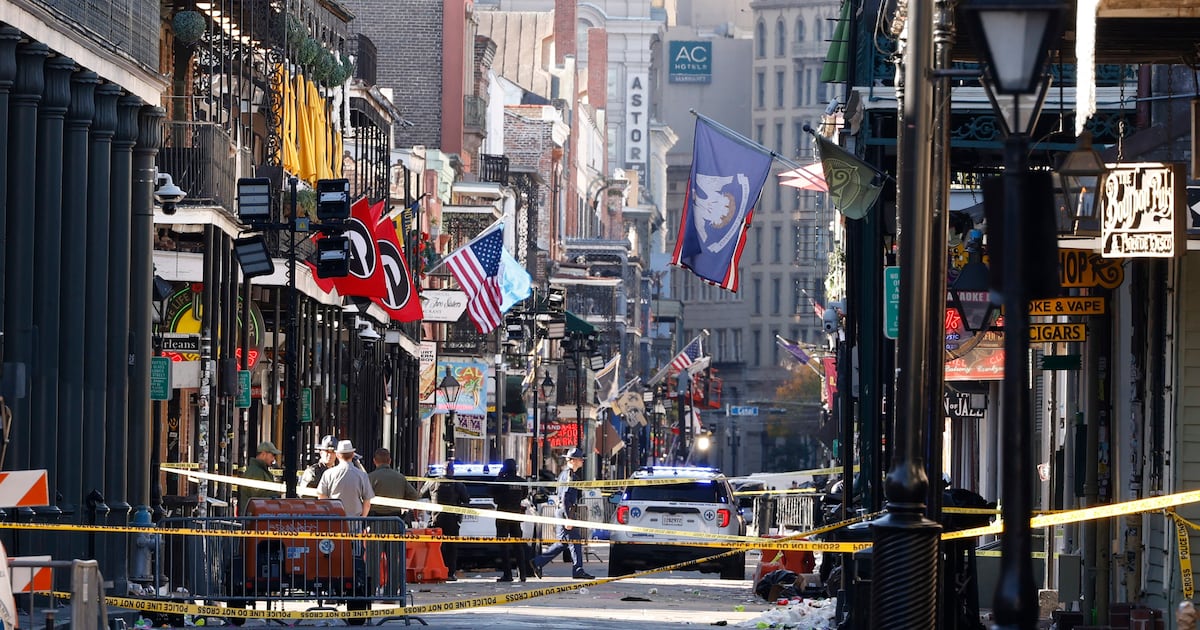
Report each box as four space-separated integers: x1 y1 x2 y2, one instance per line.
961 2 1063 628
532 372 555 476
438 367 462 461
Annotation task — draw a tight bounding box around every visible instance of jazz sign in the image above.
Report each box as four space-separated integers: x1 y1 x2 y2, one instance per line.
1099 162 1186 258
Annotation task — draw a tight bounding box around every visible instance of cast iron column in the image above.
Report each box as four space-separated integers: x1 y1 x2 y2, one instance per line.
59 69 99 520
31 55 72 516
83 84 120 517
870 0 942 625
0 28 20 373
4 43 48 473
106 95 141 525
992 131 1036 630
284 178 301 498
129 105 163 509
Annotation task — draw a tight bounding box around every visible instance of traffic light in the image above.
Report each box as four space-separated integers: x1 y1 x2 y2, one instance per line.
316 178 351 221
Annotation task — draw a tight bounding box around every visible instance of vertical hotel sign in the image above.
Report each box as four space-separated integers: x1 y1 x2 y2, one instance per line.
625 71 648 182
1100 162 1185 258
668 41 712 83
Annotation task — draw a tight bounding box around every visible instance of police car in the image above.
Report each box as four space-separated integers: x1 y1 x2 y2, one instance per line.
607 466 746 580
420 463 536 570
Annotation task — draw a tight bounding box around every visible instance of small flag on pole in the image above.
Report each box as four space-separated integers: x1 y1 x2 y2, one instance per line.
813 132 883 220
648 335 704 386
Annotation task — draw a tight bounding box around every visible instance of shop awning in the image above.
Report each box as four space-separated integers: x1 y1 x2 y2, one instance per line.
566 310 595 335
820 0 852 84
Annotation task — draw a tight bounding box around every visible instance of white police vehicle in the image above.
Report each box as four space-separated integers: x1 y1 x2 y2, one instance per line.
420 463 536 570
607 466 746 580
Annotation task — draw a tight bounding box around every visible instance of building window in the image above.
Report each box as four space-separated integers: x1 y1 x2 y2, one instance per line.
752 329 761 367
756 20 766 58
774 122 784 154
756 123 764 145
817 80 828 105
794 69 804 107
733 329 742 362
773 226 782 263
756 71 765 108
753 277 762 314
805 69 814 105
793 277 803 315
776 70 785 108
815 17 822 43
796 17 806 42
772 277 781 314
776 19 787 57
771 330 780 365
716 329 726 361
794 120 805 157
754 226 763 262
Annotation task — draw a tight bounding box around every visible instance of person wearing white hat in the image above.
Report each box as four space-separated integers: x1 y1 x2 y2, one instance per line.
530 448 593 579
317 440 375 517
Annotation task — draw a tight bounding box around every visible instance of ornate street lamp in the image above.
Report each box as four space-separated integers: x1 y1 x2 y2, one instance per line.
437 367 461 461
532 371 555 475
960 0 1064 627
1054 131 1107 234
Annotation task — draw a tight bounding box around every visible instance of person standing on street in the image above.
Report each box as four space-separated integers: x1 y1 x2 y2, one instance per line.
369 447 420 523
317 440 375 517
301 434 338 490
531 449 594 579
238 441 281 515
420 459 471 581
490 458 530 582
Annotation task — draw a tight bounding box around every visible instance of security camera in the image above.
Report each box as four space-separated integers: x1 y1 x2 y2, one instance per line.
155 172 187 215
358 325 381 343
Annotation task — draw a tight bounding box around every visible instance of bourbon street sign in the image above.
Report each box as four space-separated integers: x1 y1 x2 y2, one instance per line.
1099 162 1186 258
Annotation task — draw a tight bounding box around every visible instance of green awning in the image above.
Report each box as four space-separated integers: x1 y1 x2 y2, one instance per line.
565 310 595 335
820 0 852 84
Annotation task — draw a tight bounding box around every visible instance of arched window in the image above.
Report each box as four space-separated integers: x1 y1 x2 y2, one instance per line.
776 19 787 56
796 17 806 42
815 17 822 43
756 20 766 58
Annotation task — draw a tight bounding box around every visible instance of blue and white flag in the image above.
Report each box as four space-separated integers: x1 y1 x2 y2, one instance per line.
498 248 532 312
671 117 774 292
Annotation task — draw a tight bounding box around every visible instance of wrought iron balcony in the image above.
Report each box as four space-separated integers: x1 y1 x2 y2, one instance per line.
157 118 253 215
479 154 509 185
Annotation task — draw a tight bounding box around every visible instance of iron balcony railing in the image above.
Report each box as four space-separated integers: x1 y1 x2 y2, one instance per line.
479 154 509 185
157 117 253 215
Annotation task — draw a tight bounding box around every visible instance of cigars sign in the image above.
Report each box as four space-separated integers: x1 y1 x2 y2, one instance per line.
1099 162 1185 258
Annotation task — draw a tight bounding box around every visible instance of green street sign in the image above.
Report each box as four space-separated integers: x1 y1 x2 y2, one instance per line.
150 357 172 401
301 387 313 423
884 266 900 340
1040 354 1082 371
236 370 251 408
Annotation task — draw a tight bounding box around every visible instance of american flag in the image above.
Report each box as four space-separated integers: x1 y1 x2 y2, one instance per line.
668 336 703 374
445 225 505 333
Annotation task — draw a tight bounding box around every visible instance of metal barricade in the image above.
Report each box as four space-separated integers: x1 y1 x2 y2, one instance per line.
154 505 408 624
8 558 107 630
773 493 821 533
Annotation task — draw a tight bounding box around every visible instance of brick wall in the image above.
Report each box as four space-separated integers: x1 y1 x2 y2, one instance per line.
587 28 607 110
342 0 445 148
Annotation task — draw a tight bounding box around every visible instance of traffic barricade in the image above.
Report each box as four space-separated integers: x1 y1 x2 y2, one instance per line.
7 557 108 629
404 527 448 583
152 498 408 625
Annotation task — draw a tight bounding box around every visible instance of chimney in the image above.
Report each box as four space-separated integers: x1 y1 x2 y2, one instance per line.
554 0 577 66
587 28 607 109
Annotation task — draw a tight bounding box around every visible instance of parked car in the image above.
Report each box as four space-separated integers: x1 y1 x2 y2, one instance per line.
607 466 746 580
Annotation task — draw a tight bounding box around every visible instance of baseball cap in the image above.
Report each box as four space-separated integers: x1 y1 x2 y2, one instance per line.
564 447 585 460
317 435 337 451
257 441 282 455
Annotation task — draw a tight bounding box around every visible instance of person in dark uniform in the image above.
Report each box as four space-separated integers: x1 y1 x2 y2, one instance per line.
490 458 530 582
301 434 338 489
420 459 471 581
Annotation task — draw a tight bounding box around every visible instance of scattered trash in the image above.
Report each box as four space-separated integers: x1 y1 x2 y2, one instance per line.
579 588 589 595
736 597 837 629
648 587 659 595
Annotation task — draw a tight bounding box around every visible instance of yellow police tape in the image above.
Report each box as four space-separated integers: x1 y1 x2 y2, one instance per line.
55 549 747 621
941 487 1200 541
1170 509 1195 600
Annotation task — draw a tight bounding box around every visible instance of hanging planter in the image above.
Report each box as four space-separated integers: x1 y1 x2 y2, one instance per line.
172 10 207 45
286 15 307 48
297 37 321 67
312 49 336 85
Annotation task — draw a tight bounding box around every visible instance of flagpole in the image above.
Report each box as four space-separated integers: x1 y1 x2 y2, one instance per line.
801 123 892 182
689 109 807 171
423 218 506 275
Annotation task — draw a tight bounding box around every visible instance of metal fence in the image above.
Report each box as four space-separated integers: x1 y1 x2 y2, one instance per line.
8 558 107 630
152 514 408 621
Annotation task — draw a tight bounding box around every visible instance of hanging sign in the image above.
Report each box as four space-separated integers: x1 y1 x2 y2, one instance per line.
1099 162 1186 258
